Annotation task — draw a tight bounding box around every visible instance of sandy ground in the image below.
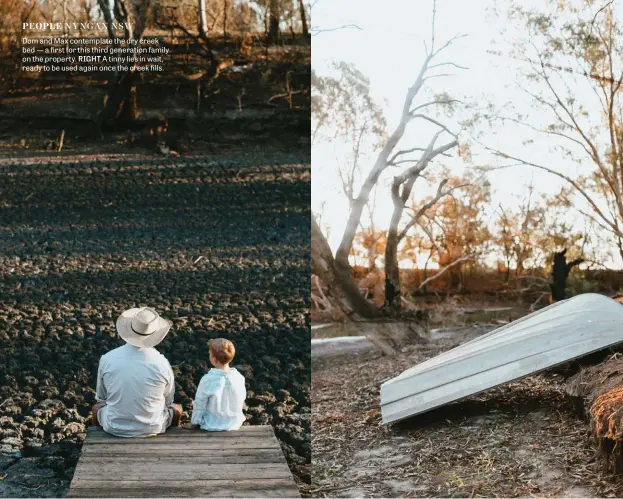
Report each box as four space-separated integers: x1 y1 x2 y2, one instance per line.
311 324 623 498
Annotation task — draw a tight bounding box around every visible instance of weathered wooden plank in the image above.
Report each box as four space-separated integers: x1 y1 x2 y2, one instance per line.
70 425 299 498
75 457 287 468
80 447 284 457
80 449 285 460
69 485 298 498
85 426 272 436
73 461 287 472
85 433 274 445
76 457 285 468
71 463 291 481
83 433 277 444
70 479 297 490
80 440 279 450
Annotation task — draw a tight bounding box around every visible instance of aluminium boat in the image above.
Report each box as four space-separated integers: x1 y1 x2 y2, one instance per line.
381 293 623 424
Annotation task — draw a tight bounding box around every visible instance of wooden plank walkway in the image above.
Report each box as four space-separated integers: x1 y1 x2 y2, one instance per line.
68 426 300 498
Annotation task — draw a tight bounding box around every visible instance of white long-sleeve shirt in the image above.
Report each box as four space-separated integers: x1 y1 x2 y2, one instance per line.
95 344 175 437
191 368 246 431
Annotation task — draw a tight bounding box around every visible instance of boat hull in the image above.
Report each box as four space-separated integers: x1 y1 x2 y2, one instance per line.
381 293 623 424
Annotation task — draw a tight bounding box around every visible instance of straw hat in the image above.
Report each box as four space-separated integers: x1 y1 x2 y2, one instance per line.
116 307 171 348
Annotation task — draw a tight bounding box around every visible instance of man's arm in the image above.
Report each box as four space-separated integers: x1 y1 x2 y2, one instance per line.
95 358 107 402
163 360 175 408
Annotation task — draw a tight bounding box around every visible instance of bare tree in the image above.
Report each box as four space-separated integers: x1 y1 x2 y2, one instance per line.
312 2 465 317
222 0 229 37
485 0 623 262
96 0 117 40
495 205 515 282
268 0 280 43
96 0 155 129
493 183 589 290
550 249 584 302
198 0 209 38
384 131 458 309
312 216 380 318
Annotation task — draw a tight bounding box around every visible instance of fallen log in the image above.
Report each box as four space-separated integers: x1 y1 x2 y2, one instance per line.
565 356 623 472
354 317 429 356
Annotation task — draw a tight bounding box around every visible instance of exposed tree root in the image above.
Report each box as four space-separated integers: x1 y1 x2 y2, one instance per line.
566 357 623 473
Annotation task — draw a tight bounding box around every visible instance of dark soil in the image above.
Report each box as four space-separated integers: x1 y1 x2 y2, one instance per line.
0 147 310 496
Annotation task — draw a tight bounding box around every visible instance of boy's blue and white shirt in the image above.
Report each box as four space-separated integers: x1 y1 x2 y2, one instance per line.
191 367 247 431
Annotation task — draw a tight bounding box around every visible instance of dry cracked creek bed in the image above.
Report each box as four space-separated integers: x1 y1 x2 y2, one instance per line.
0 149 310 497
311 325 623 498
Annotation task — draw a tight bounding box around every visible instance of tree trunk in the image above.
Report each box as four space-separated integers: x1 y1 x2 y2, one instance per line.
550 249 583 302
268 0 280 44
312 216 381 319
97 0 117 41
384 199 403 310
335 119 408 267
97 72 138 131
297 0 308 37
383 173 419 310
356 319 429 356
565 357 623 472
223 0 228 38
422 254 431 293
367 234 376 272
334 50 441 269
198 0 209 38
95 0 148 130
450 269 461 291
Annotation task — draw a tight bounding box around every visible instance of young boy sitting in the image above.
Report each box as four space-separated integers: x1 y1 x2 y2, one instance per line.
185 338 247 431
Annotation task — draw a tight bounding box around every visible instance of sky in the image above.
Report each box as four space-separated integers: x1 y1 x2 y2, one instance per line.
311 0 620 268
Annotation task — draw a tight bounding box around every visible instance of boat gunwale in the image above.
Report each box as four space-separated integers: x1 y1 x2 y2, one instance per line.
384 294 623 386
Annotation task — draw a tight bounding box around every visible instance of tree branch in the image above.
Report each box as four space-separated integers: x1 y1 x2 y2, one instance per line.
431 34 468 58
311 24 362 35
410 114 458 137
398 180 468 241
388 146 428 165
410 99 461 114
429 62 469 70
417 255 474 291
393 130 446 185
484 146 622 238
537 56 616 197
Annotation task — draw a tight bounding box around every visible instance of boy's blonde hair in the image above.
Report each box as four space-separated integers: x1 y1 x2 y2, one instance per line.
209 338 236 364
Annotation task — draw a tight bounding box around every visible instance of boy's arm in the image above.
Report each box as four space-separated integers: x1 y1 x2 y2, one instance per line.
189 375 212 426
95 359 107 402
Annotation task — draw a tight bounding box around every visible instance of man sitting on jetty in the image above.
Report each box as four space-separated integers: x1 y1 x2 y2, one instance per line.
90 307 183 436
